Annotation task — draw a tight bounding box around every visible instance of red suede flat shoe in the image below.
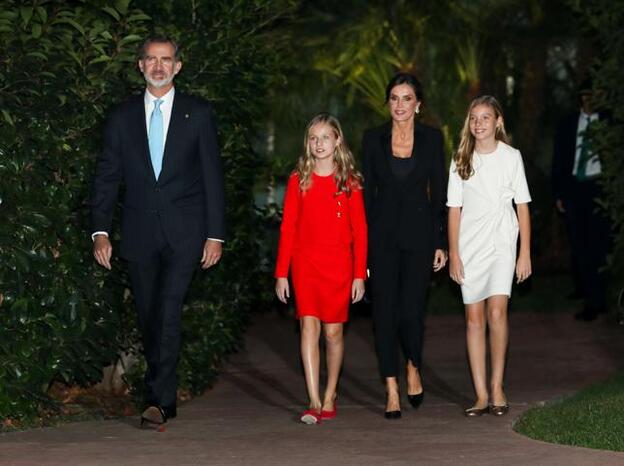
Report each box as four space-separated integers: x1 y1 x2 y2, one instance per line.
300 408 322 425
320 401 337 420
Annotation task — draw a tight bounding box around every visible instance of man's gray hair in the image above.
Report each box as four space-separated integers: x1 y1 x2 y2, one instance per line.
138 36 181 60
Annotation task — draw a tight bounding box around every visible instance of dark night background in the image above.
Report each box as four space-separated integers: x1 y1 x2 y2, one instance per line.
0 0 622 426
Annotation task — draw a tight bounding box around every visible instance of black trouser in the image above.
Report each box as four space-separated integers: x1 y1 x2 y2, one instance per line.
563 181 611 312
370 246 432 378
127 220 199 410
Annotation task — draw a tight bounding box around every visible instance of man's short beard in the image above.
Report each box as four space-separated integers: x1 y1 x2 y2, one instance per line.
144 72 174 89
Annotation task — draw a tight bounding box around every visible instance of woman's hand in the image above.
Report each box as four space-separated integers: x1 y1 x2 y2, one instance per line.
275 277 290 303
351 278 365 303
432 249 447 272
515 254 532 284
449 253 464 285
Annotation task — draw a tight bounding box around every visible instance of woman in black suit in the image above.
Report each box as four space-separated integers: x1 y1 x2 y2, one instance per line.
362 73 447 419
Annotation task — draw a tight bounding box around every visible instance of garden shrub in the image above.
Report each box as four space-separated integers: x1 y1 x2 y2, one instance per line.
570 0 624 312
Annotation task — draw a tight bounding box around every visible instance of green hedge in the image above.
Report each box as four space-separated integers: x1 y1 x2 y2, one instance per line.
570 0 624 310
0 0 292 419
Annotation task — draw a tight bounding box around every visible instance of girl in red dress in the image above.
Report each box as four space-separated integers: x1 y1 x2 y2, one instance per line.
275 113 368 425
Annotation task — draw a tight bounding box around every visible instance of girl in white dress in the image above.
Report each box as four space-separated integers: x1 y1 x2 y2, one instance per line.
447 95 532 417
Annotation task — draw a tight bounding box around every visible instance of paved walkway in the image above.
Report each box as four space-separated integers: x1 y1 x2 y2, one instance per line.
1 311 623 465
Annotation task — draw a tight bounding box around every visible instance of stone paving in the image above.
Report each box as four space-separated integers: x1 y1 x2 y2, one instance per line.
1 311 623 465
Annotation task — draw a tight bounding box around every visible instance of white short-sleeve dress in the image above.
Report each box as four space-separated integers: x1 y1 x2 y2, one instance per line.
447 141 531 304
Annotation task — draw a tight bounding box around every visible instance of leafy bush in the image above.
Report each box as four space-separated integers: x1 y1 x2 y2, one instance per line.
0 0 292 419
0 0 148 420
570 0 624 313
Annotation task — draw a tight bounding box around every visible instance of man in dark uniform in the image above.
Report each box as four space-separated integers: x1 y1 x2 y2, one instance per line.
552 79 610 321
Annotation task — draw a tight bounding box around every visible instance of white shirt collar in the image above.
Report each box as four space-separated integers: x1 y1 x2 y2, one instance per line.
580 110 598 121
144 86 175 107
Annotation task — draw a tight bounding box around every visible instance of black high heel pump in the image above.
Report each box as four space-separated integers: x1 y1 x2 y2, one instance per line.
407 391 424 409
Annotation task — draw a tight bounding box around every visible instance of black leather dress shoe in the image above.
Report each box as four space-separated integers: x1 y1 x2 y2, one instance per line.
141 405 177 428
384 410 401 420
141 406 166 428
407 391 424 409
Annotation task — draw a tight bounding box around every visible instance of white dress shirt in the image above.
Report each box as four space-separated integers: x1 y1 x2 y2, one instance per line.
145 86 175 148
572 111 601 177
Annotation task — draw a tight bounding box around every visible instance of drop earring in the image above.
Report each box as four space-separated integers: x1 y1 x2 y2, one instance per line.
415 106 420 114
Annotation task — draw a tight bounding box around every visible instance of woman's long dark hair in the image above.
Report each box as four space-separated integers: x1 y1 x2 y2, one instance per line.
385 72 424 103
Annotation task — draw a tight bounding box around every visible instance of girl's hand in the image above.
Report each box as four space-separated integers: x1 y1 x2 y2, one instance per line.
351 278 365 303
516 254 532 284
433 249 447 272
275 277 290 303
449 254 464 285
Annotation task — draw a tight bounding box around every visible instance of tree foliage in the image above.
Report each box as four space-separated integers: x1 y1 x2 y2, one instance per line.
0 0 148 419
569 0 624 306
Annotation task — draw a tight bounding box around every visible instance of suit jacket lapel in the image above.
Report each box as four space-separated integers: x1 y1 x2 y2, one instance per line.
407 123 425 180
133 95 156 181
379 122 393 179
159 93 185 182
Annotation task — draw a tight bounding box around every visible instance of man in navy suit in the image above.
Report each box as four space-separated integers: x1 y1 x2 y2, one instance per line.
552 79 610 321
91 36 225 426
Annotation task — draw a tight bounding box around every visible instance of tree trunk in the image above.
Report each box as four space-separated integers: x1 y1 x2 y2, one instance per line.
515 43 547 160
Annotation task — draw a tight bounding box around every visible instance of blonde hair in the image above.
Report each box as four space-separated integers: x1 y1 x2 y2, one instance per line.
296 113 363 194
454 95 510 180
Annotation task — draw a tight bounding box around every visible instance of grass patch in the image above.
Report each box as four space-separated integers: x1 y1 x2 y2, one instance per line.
514 370 624 451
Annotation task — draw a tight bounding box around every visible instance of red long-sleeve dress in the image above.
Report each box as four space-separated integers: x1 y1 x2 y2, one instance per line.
275 172 368 323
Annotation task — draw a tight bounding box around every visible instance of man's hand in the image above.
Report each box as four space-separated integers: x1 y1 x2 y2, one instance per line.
93 235 113 270
555 199 565 213
201 239 222 269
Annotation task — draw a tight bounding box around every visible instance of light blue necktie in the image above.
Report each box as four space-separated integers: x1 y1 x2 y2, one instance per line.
148 99 164 179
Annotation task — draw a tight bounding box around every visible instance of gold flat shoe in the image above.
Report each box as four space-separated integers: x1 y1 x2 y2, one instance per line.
464 406 489 417
489 404 509 416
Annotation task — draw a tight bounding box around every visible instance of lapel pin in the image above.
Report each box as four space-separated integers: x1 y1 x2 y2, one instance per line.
185 114 189 119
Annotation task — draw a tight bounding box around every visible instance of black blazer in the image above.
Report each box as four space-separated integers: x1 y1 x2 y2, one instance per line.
552 111 581 203
362 121 447 253
91 91 225 261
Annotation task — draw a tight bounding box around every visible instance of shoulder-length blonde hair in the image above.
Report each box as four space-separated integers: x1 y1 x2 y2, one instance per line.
296 112 363 194
454 95 510 180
